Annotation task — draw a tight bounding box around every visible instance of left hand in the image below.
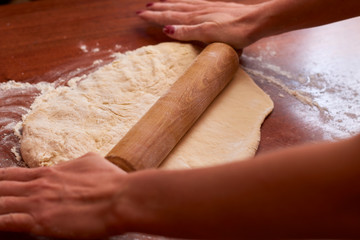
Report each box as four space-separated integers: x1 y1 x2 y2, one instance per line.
0 152 127 239
137 0 266 49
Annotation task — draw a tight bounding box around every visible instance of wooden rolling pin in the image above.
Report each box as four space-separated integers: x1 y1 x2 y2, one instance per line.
105 42 239 172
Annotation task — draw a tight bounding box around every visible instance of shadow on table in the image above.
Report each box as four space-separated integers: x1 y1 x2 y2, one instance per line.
0 232 65 240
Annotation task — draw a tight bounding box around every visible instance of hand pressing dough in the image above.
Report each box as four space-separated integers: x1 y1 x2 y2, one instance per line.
20 42 273 169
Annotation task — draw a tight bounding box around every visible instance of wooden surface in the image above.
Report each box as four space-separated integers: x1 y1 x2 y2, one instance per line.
0 0 359 239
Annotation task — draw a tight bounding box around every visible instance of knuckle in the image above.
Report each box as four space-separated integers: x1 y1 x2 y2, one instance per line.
197 22 213 34
17 214 35 232
0 197 8 208
32 178 60 194
2 214 16 225
162 10 173 19
38 166 56 177
0 214 35 233
186 11 201 24
196 22 217 43
33 210 51 225
0 169 5 180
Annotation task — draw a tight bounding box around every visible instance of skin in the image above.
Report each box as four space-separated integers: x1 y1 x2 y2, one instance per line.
0 153 127 239
0 0 360 239
138 0 360 49
1 136 360 239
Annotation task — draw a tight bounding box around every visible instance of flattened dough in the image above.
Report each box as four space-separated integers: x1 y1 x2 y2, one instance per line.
20 42 273 169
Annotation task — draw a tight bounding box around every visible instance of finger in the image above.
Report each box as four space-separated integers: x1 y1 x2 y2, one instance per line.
163 23 246 49
0 197 29 214
161 0 240 10
163 23 214 43
55 152 125 173
139 11 196 25
158 0 240 9
0 181 31 197
160 0 208 4
0 167 42 182
147 2 198 12
0 213 35 233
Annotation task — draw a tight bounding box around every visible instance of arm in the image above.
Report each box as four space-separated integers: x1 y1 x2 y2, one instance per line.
117 134 360 239
0 134 359 239
138 0 360 49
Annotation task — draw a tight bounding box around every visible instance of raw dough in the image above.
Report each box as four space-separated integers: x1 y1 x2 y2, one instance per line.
20 42 273 169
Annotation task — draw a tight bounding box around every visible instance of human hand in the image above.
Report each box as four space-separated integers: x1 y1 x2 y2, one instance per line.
0 152 127 239
137 0 267 49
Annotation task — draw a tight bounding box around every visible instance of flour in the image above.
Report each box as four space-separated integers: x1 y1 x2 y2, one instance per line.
242 53 360 139
79 44 88 53
0 80 54 167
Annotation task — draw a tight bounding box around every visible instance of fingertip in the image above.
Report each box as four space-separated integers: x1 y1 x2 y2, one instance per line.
167 24 194 40
163 25 175 35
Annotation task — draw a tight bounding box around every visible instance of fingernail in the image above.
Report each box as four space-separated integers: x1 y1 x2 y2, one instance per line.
136 10 143 14
146 2 153 7
160 0 166 2
163 25 175 34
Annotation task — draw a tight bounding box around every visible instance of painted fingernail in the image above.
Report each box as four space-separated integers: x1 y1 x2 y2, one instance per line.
146 2 153 7
163 25 175 34
136 10 143 14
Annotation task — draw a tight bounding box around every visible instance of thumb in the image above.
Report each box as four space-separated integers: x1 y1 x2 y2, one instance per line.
163 24 211 43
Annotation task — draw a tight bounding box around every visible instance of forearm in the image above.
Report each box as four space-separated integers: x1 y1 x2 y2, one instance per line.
253 0 360 40
116 134 360 239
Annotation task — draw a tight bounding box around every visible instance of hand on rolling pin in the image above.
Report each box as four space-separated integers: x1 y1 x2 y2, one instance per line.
0 152 127 239
137 0 360 49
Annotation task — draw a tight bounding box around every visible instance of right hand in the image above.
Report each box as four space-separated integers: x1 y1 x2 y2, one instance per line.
0 152 127 239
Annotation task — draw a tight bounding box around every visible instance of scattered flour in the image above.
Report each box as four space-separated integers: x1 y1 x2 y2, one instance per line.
80 44 88 53
92 48 100 53
0 81 55 167
244 67 326 111
93 59 103 65
0 51 112 166
242 53 360 139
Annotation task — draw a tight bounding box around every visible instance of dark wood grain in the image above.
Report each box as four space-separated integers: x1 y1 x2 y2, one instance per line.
0 0 359 239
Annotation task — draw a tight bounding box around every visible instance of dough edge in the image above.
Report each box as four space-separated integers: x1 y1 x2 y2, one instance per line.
20 42 274 169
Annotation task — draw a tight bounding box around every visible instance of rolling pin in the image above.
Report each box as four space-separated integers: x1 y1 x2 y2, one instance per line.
105 42 239 172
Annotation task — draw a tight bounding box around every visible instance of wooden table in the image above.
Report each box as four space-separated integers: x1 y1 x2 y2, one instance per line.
0 0 359 239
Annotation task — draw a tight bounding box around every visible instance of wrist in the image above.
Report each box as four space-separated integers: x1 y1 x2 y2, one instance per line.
105 171 135 236
245 0 313 43
246 1 285 43
108 170 160 235
235 2 281 47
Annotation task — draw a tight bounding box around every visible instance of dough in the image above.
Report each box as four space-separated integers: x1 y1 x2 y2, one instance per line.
20 42 273 169
162 69 273 169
